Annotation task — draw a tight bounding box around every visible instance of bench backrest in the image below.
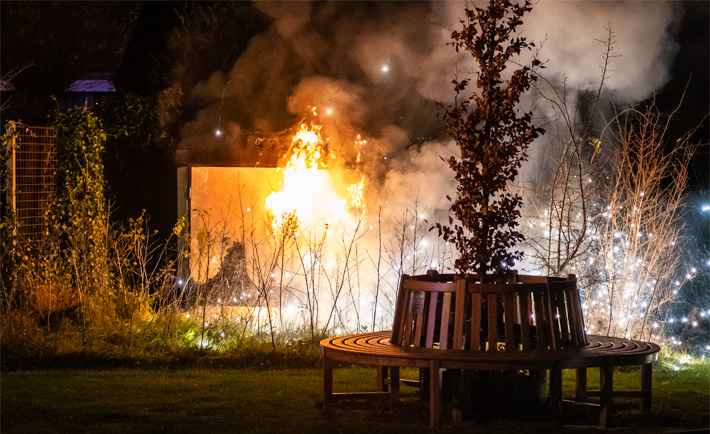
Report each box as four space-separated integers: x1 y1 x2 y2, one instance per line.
464 274 587 351
390 274 466 349
546 275 588 348
390 273 587 352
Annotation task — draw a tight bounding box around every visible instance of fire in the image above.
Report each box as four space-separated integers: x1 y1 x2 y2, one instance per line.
265 120 365 232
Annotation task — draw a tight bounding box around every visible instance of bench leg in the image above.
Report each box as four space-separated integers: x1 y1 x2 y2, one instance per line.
599 364 614 428
323 354 334 410
576 368 587 401
549 366 562 419
377 366 388 392
390 366 400 412
641 363 652 412
449 369 463 423
429 359 441 428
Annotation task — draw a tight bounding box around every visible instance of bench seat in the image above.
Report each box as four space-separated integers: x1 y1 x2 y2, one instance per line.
321 273 660 428
323 331 658 367
322 331 659 427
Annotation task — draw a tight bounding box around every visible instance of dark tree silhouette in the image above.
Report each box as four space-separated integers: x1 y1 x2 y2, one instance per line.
0 2 141 122
437 0 543 280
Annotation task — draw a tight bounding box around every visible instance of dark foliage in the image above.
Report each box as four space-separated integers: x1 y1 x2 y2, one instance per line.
0 2 142 122
437 0 544 279
93 91 175 237
157 2 270 141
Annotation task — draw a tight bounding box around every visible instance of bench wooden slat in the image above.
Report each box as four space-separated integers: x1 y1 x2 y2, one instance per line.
453 279 466 350
519 294 532 350
403 307 414 347
413 296 425 347
553 283 571 347
391 276 410 346
548 286 563 349
425 292 439 348
439 292 452 349
504 293 516 350
567 287 584 346
471 292 482 351
487 293 497 352
563 277 587 346
533 290 548 349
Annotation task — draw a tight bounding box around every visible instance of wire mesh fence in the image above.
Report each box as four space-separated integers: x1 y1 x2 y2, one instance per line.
8 123 57 243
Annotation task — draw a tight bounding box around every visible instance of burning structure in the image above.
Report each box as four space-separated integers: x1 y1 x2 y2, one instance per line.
174 109 442 337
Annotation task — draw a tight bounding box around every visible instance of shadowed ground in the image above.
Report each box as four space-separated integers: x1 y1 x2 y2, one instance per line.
1 366 707 434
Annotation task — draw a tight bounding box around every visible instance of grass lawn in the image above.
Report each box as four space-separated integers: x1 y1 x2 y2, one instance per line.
1 365 708 434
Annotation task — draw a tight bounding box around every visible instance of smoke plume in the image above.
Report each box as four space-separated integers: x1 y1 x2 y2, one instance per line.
178 0 683 261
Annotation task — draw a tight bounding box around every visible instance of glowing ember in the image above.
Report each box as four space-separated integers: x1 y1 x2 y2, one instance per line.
265 120 365 231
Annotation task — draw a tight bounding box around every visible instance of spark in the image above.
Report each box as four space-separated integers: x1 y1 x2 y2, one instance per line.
381 65 389 73
215 129 222 136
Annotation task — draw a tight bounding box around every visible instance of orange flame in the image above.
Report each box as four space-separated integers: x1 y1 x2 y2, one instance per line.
265 120 365 232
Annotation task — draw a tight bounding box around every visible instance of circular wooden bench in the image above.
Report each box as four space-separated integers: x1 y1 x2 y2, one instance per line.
321 273 660 428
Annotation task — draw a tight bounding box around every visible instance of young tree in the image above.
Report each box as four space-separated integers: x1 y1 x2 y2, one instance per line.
438 0 543 280
584 99 700 340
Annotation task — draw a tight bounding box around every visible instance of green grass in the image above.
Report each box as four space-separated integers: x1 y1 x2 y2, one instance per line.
1 365 708 434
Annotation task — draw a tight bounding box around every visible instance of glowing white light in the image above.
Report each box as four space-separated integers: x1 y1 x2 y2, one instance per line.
702 205 710 212
691 267 697 273
177 279 184 286
215 129 222 136
325 108 333 115
220 332 225 337
186 313 190 318
381 65 389 73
